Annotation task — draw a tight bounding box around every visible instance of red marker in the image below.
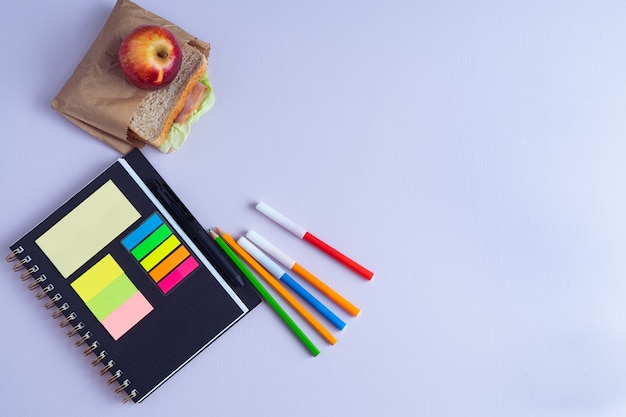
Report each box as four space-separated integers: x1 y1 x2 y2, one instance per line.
255 202 374 280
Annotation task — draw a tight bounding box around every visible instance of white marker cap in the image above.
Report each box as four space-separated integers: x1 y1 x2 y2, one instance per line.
246 230 297 269
237 236 285 279
255 202 307 238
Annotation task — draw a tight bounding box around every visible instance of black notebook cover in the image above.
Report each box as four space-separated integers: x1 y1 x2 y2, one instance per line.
7 149 261 403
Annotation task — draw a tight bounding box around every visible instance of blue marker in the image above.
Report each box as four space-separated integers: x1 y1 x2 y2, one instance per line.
237 236 346 331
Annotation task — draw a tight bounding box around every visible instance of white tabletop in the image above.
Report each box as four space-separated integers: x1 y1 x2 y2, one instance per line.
2 1 626 416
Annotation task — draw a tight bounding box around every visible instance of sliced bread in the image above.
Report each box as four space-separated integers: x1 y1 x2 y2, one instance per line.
128 42 208 147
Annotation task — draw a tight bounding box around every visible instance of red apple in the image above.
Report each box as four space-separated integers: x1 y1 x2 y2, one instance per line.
118 25 182 90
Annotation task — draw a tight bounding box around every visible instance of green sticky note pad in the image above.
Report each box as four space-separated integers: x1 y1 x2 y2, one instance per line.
85 273 139 321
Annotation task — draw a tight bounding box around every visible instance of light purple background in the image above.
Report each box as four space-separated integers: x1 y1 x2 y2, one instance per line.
2 1 626 416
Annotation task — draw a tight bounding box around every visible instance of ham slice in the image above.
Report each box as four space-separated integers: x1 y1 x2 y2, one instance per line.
174 82 208 124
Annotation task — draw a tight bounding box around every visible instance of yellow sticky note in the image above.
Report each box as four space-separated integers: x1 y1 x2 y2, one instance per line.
36 180 141 278
71 254 124 302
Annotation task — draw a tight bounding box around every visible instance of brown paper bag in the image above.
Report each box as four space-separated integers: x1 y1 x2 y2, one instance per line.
51 0 210 154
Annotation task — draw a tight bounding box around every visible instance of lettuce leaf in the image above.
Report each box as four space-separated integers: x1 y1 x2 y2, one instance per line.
159 74 215 153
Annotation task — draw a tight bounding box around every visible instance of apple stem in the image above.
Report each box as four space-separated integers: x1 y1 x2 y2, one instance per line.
158 51 168 58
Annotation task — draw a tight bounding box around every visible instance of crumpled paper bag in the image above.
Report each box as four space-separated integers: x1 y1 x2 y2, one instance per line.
51 0 210 154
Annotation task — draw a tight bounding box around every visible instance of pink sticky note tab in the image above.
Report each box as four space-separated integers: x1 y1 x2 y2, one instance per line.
158 256 199 293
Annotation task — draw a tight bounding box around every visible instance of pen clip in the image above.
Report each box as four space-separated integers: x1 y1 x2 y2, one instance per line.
153 179 191 220
151 181 244 288
153 179 203 239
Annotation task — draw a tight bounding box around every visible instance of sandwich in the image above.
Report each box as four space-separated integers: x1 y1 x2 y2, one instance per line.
126 42 215 153
51 0 214 154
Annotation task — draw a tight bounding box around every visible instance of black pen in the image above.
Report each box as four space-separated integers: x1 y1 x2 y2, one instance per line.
152 179 245 287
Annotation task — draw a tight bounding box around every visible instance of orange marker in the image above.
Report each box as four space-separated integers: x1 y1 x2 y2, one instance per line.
215 228 337 345
246 230 360 317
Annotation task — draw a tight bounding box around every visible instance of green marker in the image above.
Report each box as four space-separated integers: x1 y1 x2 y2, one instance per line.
209 229 320 357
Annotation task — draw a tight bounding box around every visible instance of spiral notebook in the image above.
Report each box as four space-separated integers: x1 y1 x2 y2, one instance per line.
6 149 261 403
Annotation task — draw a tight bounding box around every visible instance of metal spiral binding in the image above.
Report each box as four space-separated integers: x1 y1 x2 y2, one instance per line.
20 265 39 281
67 322 85 337
115 379 131 394
52 303 70 319
28 274 47 290
59 312 77 327
7 251 137 404
12 255 31 271
107 370 123 385
44 293 62 309
91 350 107 366
122 390 138 404
35 284 54 300
66 318 136 402
75 331 92 347
83 341 100 356
6 246 24 262
100 360 116 376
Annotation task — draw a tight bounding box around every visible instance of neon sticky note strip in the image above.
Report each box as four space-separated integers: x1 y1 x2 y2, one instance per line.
140 234 181 271
35 180 141 278
149 245 190 283
158 257 199 293
121 212 162 250
123 213 198 294
255 201 375 280
131 223 172 260
71 254 153 340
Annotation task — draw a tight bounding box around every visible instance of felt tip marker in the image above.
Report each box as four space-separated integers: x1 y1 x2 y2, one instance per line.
216 229 337 345
209 229 320 356
237 237 346 331
245 230 360 317
255 202 374 280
